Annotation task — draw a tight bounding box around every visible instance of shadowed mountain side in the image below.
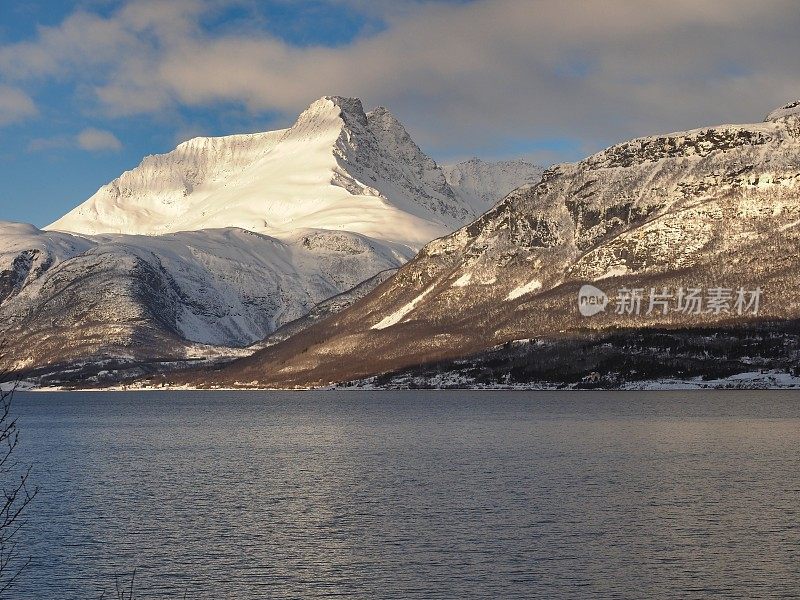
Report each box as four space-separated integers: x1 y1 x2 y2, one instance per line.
249 268 398 350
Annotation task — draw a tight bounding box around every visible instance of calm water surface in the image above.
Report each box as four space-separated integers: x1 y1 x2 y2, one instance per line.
8 390 800 599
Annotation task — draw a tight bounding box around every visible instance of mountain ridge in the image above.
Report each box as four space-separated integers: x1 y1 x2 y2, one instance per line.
204 99 800 388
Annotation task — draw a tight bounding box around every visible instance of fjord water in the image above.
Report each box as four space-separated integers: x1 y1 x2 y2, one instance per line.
10 391 800 599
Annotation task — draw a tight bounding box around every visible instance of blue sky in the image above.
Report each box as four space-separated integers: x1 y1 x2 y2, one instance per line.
1 0 799 227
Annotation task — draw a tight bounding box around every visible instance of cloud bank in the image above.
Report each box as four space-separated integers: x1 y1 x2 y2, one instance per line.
1 0 799 160
28 129 122 153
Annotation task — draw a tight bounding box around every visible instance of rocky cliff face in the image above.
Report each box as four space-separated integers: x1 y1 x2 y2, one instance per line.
212 100 800 388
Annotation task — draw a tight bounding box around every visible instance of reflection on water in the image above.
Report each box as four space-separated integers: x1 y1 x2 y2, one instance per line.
10 390 800 598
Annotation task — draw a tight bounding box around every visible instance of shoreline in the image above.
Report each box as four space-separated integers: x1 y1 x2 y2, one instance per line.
8 369 800 393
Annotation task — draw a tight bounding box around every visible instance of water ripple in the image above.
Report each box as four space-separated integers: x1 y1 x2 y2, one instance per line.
9 390 800 599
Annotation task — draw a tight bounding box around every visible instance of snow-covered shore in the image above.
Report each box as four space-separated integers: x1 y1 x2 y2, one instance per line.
9 369 800 392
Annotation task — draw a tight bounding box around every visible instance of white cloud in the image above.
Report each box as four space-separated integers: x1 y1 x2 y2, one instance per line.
0 85 37 125
2 0 800 158
27 128 123 153
76 128 122 151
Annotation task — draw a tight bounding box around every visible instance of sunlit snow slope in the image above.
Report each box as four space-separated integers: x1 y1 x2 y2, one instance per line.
47 97 473 250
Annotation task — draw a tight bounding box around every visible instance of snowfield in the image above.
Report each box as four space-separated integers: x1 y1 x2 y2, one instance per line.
372 285 435 330
46 96 520 253
506 279 542 300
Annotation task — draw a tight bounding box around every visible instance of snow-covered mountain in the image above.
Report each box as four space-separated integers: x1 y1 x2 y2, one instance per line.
443 158 544 214
0 222 410 379
1 96 542 384
212 100 800 388
47 96 476 250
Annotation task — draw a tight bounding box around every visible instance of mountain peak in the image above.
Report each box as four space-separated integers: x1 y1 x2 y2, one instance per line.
326 95 366 115
295 96 368 130
765 100 800 122
45 94 471 247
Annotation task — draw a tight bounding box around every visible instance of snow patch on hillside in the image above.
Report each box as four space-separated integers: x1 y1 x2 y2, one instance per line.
506 279 542 300
372 286 434 329
452 272 472 287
